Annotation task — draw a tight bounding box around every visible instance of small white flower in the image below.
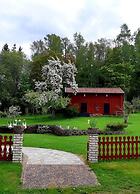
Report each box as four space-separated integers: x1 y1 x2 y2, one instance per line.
23 123 27 129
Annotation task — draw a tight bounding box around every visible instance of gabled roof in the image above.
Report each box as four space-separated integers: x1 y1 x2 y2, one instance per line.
65 87 124 94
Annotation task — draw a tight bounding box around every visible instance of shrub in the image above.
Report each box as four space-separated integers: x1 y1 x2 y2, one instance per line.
105 122 127 131
63 106 79 118
88 119 97 128
0 126 13 133
132 97 140 112
0 111 7 118
24 125 38 133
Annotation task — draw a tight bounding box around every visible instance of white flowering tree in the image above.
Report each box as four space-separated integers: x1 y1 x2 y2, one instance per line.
25 58 78 116
8 105 22 118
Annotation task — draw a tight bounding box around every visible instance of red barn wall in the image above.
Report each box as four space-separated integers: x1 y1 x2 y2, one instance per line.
69 93 124 115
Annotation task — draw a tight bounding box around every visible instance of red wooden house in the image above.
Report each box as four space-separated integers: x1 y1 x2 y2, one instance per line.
65 88 124 115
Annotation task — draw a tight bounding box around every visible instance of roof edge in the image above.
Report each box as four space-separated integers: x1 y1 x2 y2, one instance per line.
65 87 124 94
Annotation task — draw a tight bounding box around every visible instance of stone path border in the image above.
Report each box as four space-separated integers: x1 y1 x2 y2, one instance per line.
22 147 99 188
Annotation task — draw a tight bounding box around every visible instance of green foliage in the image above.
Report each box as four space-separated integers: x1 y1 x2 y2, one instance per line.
25 90 70 115
25 91 41 108
132 97 140 112
63 106 79 118
0 111 7 118
51 96 70 110
0 45 30 109
45 34 63 55
116 24 132 45
88 119 97 128
3 23 140 112
101 62 134 94
105 122 127 131
30 53 52 83
124 100 134 114
28 25 140 105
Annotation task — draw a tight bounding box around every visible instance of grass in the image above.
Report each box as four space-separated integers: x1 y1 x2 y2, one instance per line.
0 113 124 129
1 159 140 193
1 112 140 135
91 159 140 193
23 134 87 157
0 162 21 193
0 113 140 193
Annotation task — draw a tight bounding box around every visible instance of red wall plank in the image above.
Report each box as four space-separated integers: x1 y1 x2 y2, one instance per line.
69 93 124 115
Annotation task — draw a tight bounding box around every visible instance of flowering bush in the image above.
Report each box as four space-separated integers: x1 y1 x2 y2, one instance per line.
8 106 22 117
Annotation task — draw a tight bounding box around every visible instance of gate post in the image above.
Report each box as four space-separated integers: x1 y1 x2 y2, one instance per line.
12 127 24 163
87 129 98 163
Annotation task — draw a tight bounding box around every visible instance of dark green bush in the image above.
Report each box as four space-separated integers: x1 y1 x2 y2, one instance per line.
63 106 79 118
105 122 127 131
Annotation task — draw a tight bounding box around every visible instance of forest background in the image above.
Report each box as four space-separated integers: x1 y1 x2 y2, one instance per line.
0 24 140 114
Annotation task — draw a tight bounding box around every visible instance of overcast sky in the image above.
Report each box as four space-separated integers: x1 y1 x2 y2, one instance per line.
0 0 139 57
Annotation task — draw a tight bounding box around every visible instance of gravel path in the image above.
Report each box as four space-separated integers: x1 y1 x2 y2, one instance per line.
22 147 99 189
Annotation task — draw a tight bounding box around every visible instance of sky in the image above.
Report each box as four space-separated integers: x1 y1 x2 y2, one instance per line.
0 0 140 57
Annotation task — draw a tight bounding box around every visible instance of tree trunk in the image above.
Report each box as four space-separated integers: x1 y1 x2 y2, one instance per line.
25 107 29 114
51 109 56 118
124 114 128 124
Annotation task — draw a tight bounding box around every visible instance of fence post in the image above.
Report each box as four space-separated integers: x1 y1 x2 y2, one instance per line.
87 129 98 163
12 128 24 163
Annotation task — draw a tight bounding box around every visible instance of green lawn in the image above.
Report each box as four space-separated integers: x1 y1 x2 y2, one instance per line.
0 113 140 193
91 159 140 193
0 113 139 134
0 162 21 193
24 134 87 157
1 159 140 193
1 112 140 135
0 113 124 129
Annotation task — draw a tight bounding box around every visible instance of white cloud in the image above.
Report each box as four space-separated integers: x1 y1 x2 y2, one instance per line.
0 0 140 56
119 0 140 32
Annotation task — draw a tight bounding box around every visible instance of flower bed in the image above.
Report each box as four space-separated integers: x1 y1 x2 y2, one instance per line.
0 125 126 136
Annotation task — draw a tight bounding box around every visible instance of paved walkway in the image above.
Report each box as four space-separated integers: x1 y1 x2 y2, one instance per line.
22 147 99 189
